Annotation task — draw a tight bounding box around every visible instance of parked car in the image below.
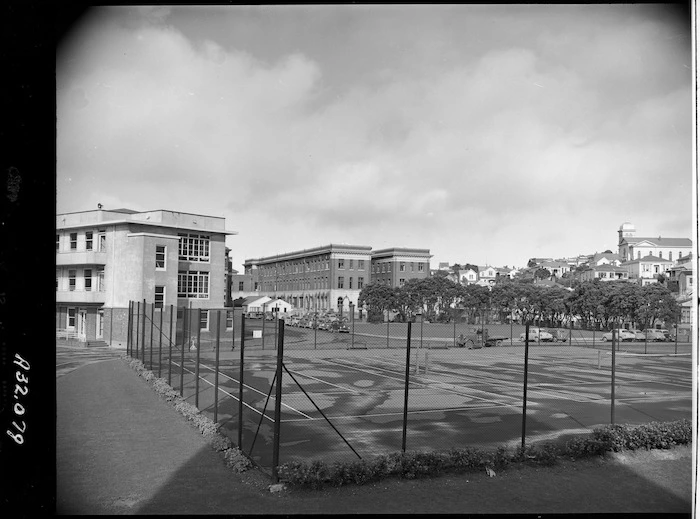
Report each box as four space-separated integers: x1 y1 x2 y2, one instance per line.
644 329 666 341
546 328 568 342
629 329 646 341
657 329 672 341
519 328 554 342
601 329 635 342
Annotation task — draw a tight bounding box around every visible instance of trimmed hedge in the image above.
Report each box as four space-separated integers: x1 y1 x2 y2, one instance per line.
122 355 252 473
278 419 692 489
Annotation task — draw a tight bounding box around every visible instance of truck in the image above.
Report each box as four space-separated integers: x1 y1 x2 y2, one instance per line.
457 328 509 349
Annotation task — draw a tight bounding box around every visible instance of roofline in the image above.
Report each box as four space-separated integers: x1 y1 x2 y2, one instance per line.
57 218 237 235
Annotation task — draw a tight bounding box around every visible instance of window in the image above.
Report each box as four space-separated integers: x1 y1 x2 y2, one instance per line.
338 259 344 269
67 308 76 328
56 234 60 251
400 278 405 286
155 286 165 308
178 233 210 262
358 277 364 289
156 245 166 269
349 277 353 289
98 232 106 252
68 270 76 291
400 262 406 272
238 281 244 291
668 251 672 261
418 263 424 272
56 269 60 290
226 310 234 330
97 268 105 292
349 259 354 269
358 260 364 270
84 269 92 291
338 276 344 289
70 233 77 250
178 271 210 298
97 309 104 338
86 231 93 251
200 310 209 330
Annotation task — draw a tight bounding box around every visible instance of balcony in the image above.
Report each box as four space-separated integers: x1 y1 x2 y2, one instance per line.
56 250 107 266
56 289 106 304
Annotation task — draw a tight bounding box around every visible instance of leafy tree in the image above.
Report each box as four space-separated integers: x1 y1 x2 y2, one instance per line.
358 283 395 323
534 267 551 280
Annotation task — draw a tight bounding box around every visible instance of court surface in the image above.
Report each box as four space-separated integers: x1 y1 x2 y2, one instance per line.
158 343 691 471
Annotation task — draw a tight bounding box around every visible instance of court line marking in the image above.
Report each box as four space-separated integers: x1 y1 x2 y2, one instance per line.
172 361 313 420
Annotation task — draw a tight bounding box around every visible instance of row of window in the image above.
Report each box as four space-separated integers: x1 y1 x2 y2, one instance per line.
57 231 106 252
626 250 685 261
372 262 426 274
261 276 366 291
57 268 105 292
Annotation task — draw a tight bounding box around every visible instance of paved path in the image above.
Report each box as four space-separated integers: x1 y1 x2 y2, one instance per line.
55 349 694 515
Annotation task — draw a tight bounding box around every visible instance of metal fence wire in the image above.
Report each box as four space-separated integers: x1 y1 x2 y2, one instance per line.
126 302 692 482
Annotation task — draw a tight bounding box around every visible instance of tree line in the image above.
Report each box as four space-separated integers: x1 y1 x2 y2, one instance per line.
358 277 681 330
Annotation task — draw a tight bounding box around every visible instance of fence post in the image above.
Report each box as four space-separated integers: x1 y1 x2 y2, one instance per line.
150 303 154 371
168 305 173 386
141 299 146 362
272 318 285 483
521 323 530 450
214 310 221 424
135 301 140 361
238 313 245 449
569 319 573 345
674 323 678 354
611 323 617 424
127 301 132 357
387 317 390 349
453 313 456 349
158 304 163 377
314 312 317 349
231 308 236 351
195 309 201 409
402 321 412 453
180 306 187 397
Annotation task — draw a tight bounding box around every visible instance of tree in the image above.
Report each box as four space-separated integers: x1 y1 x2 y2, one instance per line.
534 267 551 280
358 283 395 323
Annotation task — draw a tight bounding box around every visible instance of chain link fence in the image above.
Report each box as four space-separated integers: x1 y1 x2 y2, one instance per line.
126 301 692 482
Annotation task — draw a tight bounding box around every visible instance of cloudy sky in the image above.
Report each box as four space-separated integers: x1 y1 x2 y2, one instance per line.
56 4 693 271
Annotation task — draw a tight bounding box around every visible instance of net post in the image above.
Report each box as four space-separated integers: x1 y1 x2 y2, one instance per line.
141 299 146 361
126 301 132 357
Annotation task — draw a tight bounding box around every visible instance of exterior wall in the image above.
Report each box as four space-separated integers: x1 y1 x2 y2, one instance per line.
57 209 234 345
243 244 373 313
371 248 431 288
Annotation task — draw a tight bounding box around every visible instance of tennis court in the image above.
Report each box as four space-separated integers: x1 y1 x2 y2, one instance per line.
169 342 691 471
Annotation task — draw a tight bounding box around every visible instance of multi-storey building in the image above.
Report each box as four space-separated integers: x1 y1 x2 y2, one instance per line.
56 207 235 346
242 244 373 314
617 222 692 262
370 247 432 287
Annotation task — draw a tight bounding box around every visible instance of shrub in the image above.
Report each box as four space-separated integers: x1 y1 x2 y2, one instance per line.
224 447 253 472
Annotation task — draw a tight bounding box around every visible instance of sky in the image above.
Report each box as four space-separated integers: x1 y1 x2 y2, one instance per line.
55 4 695 272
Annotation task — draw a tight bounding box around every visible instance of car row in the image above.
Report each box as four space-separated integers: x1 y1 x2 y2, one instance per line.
286 313 350 333
601 328 672 342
